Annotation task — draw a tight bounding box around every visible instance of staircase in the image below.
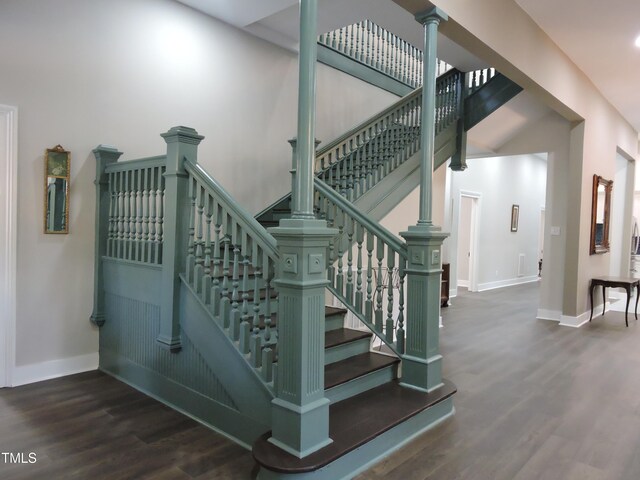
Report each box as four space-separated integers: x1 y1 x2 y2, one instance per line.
90 20 523 480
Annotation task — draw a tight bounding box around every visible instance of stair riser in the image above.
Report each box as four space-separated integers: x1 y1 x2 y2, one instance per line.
324 338 370 365
325 364 397 404
324 313 345 332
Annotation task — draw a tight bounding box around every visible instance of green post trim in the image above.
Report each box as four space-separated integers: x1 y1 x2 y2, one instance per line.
450 71 468 171
268 218 337 458
400 228 448 392
91 145 123 327
158 126 204 352
292 0 318 220
415 7 448 227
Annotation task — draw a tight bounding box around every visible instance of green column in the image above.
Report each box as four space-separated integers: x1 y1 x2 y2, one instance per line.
267 0 337 458
400 7 450 393
415 7 448 227
158 126 204 351
91 145 123 326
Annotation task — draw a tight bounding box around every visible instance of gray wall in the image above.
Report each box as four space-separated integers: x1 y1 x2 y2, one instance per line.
0 0 396 380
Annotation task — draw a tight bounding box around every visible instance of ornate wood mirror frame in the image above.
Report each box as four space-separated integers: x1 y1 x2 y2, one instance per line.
590 174 613 255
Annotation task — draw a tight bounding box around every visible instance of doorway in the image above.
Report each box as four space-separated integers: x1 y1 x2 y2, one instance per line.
0 104 17 387
457 192 480 292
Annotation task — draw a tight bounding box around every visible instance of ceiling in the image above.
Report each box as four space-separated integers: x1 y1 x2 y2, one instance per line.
178 0 640 155
515 0 640 133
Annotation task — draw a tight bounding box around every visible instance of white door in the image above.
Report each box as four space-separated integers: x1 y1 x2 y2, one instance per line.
457 193 480 292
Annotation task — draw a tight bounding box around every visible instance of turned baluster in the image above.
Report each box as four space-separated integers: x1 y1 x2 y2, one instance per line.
355 222 364 313
156 170 164 264
355 23 361 61
386 252 395 344
250 247 263 368
135 169 143 261
142 168 150 262
335 209 345 296
326 200 336 286
397 259 405 354
263 269 273 343
349 23 355 57
211 202 222 315
107 172 115 257
365 230 374 322
185 176 196 283
229 224 241 340
220 233 232 328
123 170 131 260
239 234 252 354
194 185 205 293
375 238 384 334
347 139 355 201
345 215 354 304
365 21 372 66
116 171 124 259
202 194 213 304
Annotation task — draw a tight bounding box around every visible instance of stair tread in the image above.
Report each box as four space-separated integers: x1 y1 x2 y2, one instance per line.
252 379 457 473
325 328 371 350
324 306 348 317
324 352 399 390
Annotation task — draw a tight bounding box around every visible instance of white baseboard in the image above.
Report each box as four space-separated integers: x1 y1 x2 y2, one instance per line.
12 352 98 387
449 288 457 299
537 309 561 322
477 275 539 292
458 279 469 288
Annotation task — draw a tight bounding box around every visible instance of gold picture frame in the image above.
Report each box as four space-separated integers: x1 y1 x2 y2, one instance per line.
44 145 70 234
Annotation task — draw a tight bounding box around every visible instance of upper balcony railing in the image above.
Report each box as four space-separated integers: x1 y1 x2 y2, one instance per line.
318 20 451 89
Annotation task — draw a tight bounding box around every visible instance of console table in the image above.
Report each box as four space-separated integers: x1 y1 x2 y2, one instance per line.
589 276 640 327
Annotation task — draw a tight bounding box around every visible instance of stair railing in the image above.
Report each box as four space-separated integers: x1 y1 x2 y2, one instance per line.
468 67 496 94
102 156 167 265
183 161 279 384
315 179 408 355
318 20 452 89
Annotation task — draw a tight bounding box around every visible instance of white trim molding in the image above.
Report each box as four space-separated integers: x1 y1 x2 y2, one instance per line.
0 104 17 387
477 275 539 292
12 353 99 387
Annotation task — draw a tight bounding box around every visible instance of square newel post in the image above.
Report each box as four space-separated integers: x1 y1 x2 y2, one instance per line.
268 218 337 458
91 145 123 327
400 228 447 392
158 126 204 351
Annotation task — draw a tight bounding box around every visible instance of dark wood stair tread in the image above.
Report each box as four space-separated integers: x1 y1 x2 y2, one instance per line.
324 306 347 317
324 352 399 390
325 328 371 350
253 379 457 473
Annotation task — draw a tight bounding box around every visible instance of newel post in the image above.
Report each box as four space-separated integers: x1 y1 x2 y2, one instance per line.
400 7 449 393
91 145 123 327
267 0 337 458
158 126 204 351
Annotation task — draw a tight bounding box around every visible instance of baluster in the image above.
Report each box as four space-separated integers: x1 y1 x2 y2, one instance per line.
347 140 355 201
123 170 131 259
142 168 150 262
116 171 124 259
375 238 384 334
220 233 232 328
229 224 242 340
263 269 273 343
336 209 345 296
365 230 374 322
340 144 348 197
397 259 405 354
355 23 361 61
135 169 143 261
129 170 137 260
202 194 213 304
386 252 395 343
107 172 115 257
363 128 373 191
366 21 372 66
211 202 222 315
326 200 336 286
194 185 205 292
156 170 164 264
239 234 252 354
250 247 263 368
375 24 382 70
331 29 337 49
345 216 354 304
355 222 364 313
389 33 395 76
185 176 196 283
357 135 367 197
338 27 344 53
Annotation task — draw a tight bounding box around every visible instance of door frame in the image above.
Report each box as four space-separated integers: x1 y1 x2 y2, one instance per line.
0 104 17 387
458 190 481 292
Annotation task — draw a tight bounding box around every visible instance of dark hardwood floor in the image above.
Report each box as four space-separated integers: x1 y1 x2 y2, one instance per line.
3 283 640 479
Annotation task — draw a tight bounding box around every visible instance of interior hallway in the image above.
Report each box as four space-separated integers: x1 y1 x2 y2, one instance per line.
2 284 640 479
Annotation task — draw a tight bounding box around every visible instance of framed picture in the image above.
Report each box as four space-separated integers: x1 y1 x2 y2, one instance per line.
511 204 519 232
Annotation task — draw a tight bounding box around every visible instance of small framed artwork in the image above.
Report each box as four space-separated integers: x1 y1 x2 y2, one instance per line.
511 204 519 232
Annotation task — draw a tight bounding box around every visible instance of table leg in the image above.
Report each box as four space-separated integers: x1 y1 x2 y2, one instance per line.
602 285 606 317
625 286 631 327
590 283 595 322
635 283 639 321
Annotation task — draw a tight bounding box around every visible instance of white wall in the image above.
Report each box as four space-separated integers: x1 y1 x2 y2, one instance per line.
609 153 635 278
0 0 397 379
448 154 547 292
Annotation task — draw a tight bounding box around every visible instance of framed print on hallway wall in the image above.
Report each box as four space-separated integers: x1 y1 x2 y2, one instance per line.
511 204 519 232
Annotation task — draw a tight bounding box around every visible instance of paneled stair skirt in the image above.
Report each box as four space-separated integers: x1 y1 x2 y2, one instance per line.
253 380 456 480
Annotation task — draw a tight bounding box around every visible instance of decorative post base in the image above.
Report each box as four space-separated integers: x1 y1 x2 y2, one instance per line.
400 225 448 393
268 218 337 458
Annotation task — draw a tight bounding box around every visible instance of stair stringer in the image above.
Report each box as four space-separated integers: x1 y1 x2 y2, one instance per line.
178 277 274 442
352 123 457 221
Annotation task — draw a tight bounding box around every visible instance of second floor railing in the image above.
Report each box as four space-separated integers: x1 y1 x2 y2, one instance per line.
318 20 452 89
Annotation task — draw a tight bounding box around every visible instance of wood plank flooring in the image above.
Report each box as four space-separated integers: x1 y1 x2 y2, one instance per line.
3 283 640 479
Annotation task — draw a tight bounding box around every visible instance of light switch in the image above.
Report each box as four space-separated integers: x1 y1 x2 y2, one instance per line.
550 226 561 236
